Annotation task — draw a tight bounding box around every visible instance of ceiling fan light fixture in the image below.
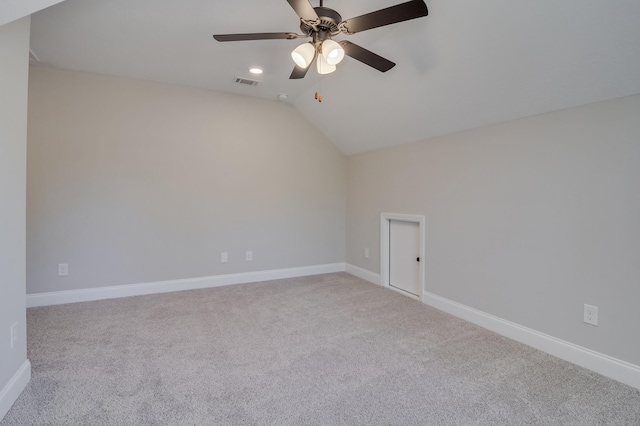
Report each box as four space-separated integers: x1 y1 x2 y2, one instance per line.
321 39 345 65
291 42 316 68
316 54 336 75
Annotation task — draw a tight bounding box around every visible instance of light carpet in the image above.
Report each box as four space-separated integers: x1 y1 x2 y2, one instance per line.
3 273 640 425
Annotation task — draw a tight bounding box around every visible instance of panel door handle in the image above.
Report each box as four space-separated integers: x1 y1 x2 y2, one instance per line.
416 257 420 262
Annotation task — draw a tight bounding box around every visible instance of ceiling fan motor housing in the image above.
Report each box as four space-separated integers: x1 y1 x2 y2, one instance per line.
300 7 342 38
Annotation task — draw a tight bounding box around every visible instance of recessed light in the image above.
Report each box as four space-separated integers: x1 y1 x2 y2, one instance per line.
249 67 263 75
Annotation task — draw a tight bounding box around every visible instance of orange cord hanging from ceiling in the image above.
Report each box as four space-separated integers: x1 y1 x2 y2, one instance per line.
315 0 324 102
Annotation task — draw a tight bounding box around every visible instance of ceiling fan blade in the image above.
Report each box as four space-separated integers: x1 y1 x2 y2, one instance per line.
213 32 299 42
339 41 396 72
289 50 316 79
340 0 428 34
286 0 319 22
289 64 310 79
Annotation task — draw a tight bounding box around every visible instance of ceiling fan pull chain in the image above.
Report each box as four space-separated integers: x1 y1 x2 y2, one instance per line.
315 61 322 102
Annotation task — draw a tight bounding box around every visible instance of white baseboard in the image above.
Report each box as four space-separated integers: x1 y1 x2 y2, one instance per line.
0 360 31 421
423 290 640 391
345 263 380 285
27 263 346 308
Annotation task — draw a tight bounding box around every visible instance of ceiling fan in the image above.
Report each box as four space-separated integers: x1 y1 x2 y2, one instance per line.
213 0 428 79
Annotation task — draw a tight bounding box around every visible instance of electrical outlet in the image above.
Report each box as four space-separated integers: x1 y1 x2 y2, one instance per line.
221 252 228 263
10 322 17 349
245 251 253 261
364 248 369 258
583 304 598 326
58 263 68 276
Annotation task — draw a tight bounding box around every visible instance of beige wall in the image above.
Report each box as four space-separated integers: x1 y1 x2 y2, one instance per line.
347 95 640 366
0 16 30 419
27 67 346 293
25 59 640 373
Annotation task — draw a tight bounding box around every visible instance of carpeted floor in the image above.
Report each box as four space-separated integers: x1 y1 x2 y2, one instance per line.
3 272 640 425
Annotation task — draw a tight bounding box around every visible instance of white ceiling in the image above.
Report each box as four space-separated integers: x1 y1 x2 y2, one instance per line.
0 0 64 27
28 0 640 155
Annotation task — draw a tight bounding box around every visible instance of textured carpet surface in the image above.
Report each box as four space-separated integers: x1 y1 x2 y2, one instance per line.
3 273 640 425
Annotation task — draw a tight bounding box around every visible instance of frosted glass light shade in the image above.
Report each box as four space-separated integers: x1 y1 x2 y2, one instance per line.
322 39 345 65
291 43 315 68
316 54 336 74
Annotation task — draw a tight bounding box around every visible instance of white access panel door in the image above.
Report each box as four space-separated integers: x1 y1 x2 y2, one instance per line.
389 220 421 297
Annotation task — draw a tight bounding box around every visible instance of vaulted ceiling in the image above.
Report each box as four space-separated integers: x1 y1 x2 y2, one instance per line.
24 0 640 154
